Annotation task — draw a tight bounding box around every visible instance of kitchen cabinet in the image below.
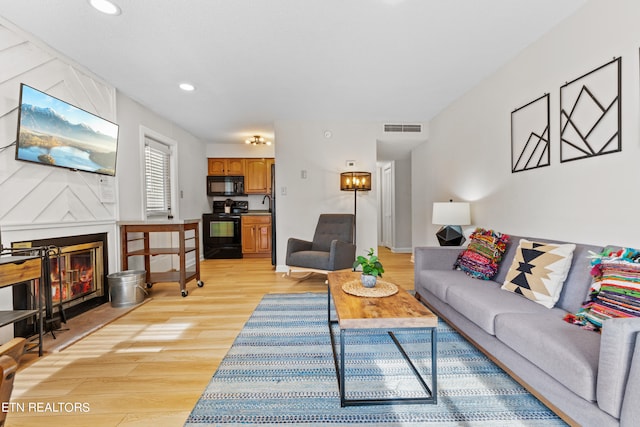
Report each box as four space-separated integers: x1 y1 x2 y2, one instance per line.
241 215 271 258
245 158 271 194
208 158 245 176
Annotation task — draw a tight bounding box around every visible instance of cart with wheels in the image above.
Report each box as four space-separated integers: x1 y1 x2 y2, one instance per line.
119 219 204 297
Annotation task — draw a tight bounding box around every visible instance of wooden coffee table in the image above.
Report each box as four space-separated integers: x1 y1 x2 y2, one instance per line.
327 271 438 407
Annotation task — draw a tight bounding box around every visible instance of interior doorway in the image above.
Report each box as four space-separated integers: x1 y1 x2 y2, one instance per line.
379 162 394 248
376 135 426 254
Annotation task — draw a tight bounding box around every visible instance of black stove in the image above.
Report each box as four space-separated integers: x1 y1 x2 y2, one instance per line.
203 200 248 259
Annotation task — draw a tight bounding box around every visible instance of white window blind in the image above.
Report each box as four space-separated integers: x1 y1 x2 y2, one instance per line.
144 137 172 217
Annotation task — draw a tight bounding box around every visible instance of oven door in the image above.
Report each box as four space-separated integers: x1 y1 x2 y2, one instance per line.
202 214 242 259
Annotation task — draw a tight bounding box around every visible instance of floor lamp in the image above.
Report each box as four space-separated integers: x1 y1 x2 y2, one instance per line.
340 171 371 244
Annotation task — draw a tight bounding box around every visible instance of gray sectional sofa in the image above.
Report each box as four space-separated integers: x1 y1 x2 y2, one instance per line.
414 235 640 427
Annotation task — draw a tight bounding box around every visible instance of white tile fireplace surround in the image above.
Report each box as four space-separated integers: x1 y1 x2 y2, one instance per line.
0 222 119 342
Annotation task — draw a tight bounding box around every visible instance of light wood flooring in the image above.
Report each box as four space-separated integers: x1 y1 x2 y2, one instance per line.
7 247 414 427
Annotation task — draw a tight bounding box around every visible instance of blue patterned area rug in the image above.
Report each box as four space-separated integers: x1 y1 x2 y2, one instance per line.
185 293 566 426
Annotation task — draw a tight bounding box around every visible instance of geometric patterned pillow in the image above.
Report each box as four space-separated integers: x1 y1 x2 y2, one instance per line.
454 228 509 280
501 239 576 308
564 248 640 331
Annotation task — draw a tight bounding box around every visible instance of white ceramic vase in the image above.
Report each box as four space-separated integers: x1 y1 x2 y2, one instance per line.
360 274 377 288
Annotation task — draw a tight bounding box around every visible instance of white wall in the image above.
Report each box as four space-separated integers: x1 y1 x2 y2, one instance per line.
0 20 118 232
274 121 378 270
117 93 209 222
206 143 275 158
116 93 208 272
413 0 640 248
0 19 121 341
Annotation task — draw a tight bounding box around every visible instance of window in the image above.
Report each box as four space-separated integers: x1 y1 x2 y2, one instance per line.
144 137 173 218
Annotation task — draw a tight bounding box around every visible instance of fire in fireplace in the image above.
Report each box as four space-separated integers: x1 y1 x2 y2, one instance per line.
49 241 103 307
13 233 109 336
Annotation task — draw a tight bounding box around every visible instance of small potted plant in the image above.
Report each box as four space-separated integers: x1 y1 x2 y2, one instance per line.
353 248 384 288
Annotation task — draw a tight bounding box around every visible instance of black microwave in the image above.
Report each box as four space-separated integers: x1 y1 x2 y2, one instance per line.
207 175 245 196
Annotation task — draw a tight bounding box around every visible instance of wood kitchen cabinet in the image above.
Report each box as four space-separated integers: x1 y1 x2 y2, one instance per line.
241 215 271 258
208 158 245 176
245 158 274 194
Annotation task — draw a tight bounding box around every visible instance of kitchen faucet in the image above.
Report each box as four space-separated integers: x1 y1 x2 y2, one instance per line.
262 194 272 212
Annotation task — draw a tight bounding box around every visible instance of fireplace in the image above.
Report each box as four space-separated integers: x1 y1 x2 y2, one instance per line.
49 241 104 308
13 233 109 335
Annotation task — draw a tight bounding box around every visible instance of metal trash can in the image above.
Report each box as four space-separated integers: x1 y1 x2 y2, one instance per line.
108 270 147 308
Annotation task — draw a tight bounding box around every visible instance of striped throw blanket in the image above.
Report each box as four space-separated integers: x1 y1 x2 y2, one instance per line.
564 248 640 331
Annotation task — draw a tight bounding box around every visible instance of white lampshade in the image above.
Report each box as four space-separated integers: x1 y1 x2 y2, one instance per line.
432 202 471 225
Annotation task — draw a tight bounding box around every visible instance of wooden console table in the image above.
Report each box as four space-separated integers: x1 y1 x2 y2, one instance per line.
119 219 204 297
0 251 45 356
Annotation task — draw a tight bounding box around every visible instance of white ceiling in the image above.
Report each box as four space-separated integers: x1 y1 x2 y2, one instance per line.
0 0 588 145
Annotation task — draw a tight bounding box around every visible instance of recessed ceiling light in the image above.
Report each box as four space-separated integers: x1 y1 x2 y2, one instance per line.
179 83 195 92
89 0 121 15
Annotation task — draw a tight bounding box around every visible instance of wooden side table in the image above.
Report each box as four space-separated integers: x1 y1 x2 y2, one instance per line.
0 253 45 356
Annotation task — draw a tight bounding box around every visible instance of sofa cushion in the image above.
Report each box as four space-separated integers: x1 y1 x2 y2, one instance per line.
454 228 509 280
502 239 576 308
416 269 480 302
495 311 601 402
286 251 329 270
555 242 603 313
447 280 548 335
494 236 600 313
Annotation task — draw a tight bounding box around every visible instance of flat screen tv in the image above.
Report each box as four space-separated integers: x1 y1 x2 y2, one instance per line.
15 83 119 176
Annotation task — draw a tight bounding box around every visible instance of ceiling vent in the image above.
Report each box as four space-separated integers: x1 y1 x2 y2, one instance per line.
384 124 422 133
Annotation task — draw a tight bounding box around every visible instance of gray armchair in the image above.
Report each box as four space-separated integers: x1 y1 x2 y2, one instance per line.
286 214 356 278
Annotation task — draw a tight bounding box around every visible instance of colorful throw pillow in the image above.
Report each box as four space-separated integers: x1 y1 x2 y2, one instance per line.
502 239 576 308
564 248 640 332
454 228 509 280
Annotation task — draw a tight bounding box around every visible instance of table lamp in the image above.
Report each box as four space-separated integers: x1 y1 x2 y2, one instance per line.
432 201 471 246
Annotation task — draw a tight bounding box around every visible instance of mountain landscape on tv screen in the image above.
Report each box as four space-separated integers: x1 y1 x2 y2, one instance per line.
17 104 117 175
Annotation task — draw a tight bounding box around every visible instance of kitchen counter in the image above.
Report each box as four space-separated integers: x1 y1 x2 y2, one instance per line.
244 210 271 216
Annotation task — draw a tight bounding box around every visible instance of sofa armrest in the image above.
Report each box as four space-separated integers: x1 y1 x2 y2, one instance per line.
414 246 461 273
620 336 640 427
285 238 313 264
328 240 356 271
597 317 640 419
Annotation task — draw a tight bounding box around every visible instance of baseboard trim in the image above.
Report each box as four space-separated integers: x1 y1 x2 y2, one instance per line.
389 247 412 253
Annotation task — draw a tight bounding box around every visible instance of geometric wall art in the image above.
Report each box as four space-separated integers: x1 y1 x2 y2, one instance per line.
511 93 550 173
560 57 621 163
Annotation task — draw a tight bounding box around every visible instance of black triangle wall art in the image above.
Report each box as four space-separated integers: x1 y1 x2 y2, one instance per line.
511 93 550 173
560 57 621 163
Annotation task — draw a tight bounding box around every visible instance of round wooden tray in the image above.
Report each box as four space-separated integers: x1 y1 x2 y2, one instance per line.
341 278 398 298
